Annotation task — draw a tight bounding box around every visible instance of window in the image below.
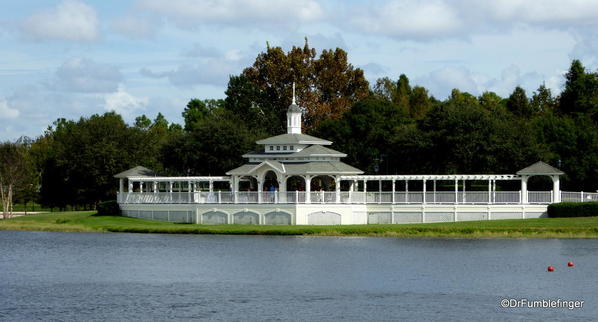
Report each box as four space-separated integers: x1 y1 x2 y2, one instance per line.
283 146 287 151
276 146 280 150
290 145 294 150
269 146 273 151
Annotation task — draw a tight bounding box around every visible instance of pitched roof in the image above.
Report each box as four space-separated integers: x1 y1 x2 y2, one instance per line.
226 161 363 175
256 133 332 145
516 161 564 175
242 145 346 158
287 103 302 113
114 166 157 178
289 145 346 157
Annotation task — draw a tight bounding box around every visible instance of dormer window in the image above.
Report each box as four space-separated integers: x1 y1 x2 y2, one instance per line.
276 146 280 150
283 146 287 151
269 146 273 151
290 145 294 150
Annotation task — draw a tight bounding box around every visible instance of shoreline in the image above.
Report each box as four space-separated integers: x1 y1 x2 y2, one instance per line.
1 211 598 238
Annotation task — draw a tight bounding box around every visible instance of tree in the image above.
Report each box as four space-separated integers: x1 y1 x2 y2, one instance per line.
409 86 432 119
183 99 224 132
558 59 598 118
506 86 532 118
228 39 369 133
530 84 556 114
0 142 34 218
395 74 411 115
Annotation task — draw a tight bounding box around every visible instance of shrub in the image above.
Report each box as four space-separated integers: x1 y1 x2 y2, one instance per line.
96 200 121 216
547 202 598 218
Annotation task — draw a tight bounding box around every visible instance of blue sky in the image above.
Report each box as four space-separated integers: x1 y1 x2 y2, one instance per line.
1 0 598 140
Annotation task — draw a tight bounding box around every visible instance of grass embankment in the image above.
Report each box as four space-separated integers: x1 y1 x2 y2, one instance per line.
2 212 598 238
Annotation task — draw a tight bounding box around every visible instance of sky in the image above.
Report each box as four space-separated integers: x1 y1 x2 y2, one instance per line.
1 0 598 141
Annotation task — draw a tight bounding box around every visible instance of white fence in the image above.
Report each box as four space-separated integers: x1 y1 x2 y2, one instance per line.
117 190 598 205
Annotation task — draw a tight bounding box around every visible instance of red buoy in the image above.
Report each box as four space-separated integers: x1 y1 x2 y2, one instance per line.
568 261 574 267
547 266 555 272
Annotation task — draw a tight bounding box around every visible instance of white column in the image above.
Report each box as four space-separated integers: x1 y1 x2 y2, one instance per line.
335 177 341 203
422 179 427 204
127 180 133 193
258 180 263 204
462 180 466 203
454 179 458 204
119 179 124 193
391 180 395 204
305 176 311 204
153 181 158 194
209 181 214 193
364 180 368 204
188 181 191 203
168 181 173 203
521 176 528 204
139 181 143 193
552 175 561 203
405 181 409 204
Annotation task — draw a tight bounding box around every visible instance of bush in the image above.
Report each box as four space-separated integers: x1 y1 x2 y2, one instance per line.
96 200 121 216
547 202 598 218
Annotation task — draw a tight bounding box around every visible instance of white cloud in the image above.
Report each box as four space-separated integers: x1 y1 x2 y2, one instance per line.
0 99 20 120
53 58 123 93
139 0 323 28
21 0 99 42
112 15 159 39
416 64 565 99
104 86 149 118
351 0 462 40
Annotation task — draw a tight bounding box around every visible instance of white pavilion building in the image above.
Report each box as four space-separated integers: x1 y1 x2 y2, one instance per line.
116 92 597 225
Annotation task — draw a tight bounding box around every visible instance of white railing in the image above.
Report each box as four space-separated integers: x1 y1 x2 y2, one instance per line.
118 190 596 205
561 191 598 203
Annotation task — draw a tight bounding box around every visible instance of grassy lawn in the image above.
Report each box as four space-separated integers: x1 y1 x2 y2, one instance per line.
2 211 598 238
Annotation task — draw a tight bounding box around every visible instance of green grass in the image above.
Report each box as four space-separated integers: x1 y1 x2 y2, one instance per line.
3 211 598 238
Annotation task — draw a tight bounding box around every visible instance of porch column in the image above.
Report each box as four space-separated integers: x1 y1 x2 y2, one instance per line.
305 175 312 204
552 175 561 203
462 180 466 203
153 181 158 193
232 176 238 204
335 177 341 203
258 180 263 204
168 181 173 203
279 176 287 203
209 181 214 193
188 181 191 203
422 179 427 204
364 180 368 204
405 180 409 204
119 179 124 193
139 181 143 193
391 180 395 204
454 179 458 204
493 180 497 203
521 176 528 204
127 179 133 193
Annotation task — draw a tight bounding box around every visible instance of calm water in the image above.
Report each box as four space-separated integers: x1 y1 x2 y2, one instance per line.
1 231 597 321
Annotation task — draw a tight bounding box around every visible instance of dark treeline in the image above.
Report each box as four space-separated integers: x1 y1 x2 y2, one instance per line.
3 42 598 209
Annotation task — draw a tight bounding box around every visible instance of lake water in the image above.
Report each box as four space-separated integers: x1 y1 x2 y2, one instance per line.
1 231 597 321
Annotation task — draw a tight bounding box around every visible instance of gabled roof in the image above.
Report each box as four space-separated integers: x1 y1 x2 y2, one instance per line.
256 133 332 145
226 161 363 176
114 166 157 178
226 160 285 175
516 161 564 176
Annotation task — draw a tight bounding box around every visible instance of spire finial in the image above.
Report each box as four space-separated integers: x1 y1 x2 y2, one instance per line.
292 82 296 105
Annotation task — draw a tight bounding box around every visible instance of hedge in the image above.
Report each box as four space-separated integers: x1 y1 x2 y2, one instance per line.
547 202 598 218
96 200 121 216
